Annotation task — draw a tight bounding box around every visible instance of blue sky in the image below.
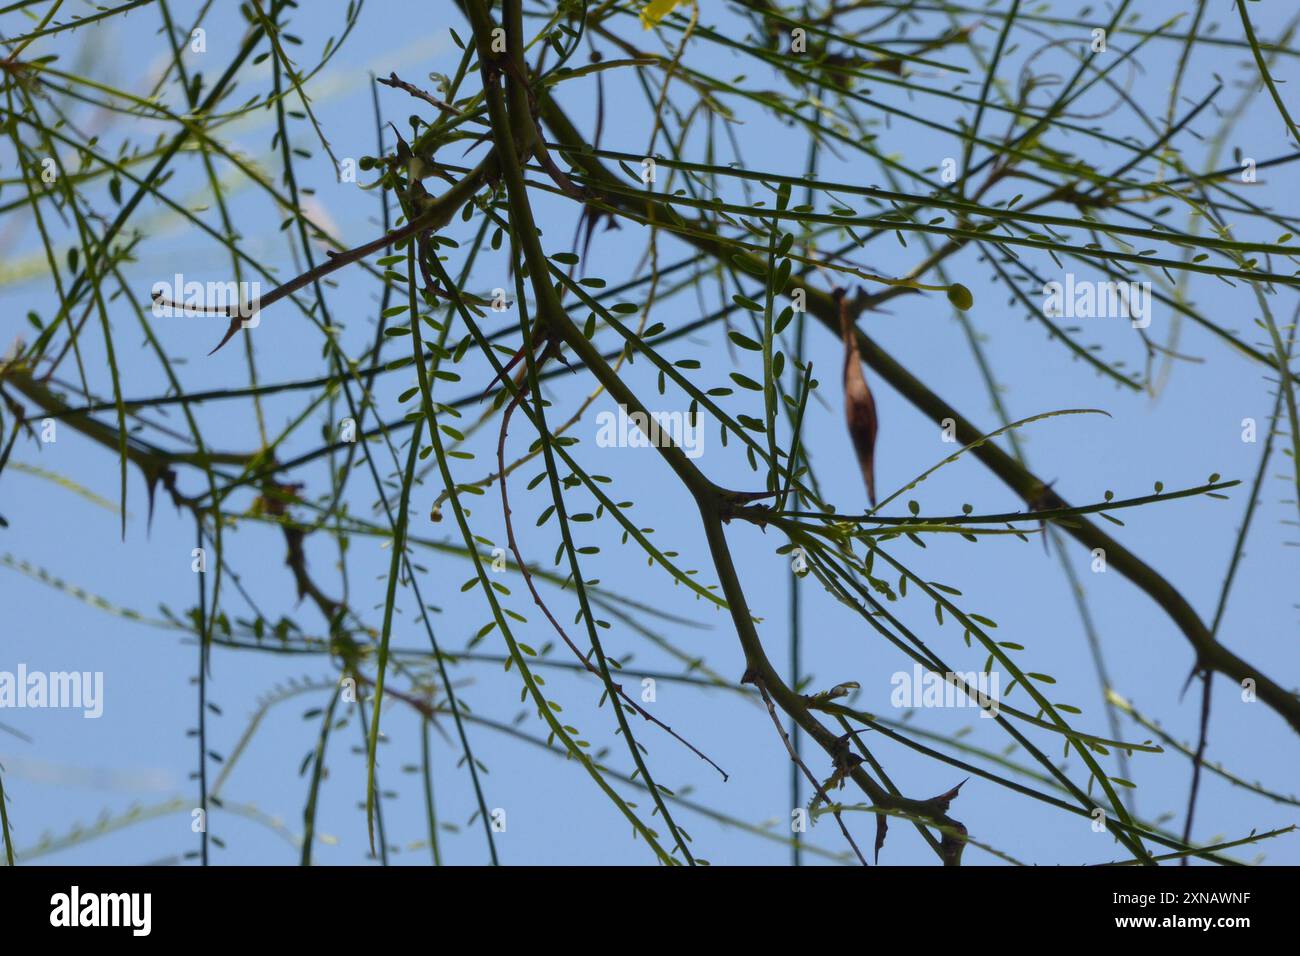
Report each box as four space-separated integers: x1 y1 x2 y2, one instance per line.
2 0 1298 865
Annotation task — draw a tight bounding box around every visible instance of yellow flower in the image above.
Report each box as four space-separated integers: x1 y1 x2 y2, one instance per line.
640 0 688 30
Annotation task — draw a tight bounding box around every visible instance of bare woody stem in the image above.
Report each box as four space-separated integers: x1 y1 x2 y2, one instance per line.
204 151 498 355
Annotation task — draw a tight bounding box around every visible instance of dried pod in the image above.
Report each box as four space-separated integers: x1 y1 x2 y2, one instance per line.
835 287 879 506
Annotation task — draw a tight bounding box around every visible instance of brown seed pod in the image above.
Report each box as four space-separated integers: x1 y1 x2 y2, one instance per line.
835 287 879 506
